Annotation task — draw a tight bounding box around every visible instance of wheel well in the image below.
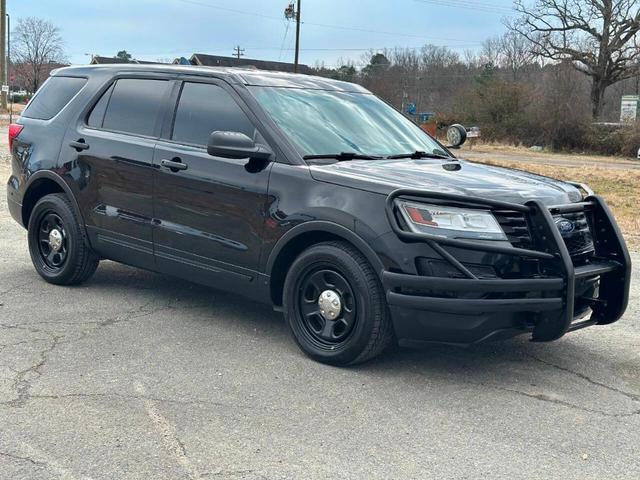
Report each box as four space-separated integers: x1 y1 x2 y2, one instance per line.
22 179 65 226
269 231 349 307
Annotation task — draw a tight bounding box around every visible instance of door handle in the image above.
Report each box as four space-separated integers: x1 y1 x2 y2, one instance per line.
70 139 90 151
160 158 188 171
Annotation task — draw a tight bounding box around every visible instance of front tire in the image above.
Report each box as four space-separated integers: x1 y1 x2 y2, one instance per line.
27 193 99 285
283 241 393 366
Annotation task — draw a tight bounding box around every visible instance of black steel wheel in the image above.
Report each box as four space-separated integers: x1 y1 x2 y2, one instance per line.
36 212 69 270
298 268 358 347
283 241 394 365
28 193 99 285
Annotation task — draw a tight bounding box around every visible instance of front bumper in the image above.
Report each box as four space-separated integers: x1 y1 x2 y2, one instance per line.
383 189 631 346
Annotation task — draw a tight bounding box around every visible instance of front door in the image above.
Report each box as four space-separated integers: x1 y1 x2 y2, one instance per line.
61 77 173 270
152 80 272 292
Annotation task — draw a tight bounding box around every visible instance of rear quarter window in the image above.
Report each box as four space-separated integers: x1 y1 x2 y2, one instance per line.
22 76 87 120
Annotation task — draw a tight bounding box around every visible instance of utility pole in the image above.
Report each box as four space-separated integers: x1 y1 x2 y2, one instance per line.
6 13 10 123
294 0 301 73
233 45 245 60
284 1 301 72
0 0 6 111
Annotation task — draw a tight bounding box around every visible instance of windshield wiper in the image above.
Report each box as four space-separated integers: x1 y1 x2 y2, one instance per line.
303 152 383 161
386 150 452 160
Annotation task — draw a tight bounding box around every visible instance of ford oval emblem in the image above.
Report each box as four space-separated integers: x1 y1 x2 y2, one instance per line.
555 217 575 235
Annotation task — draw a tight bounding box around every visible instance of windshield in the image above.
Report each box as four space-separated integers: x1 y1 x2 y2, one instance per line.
247 86 447 159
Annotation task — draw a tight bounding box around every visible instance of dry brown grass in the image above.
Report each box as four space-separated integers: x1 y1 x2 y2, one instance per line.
460 142 639 165
474 158 640 249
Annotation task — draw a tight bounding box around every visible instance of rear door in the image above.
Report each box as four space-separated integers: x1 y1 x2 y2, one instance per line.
152 79 273 291
60 76 173 269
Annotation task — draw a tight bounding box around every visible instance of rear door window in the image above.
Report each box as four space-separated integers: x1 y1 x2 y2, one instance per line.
102 78 170 137
171 82 256 146
22 76 87 120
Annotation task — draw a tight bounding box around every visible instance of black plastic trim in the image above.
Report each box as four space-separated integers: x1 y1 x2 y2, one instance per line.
383 188 631 343
382 271 563 293
387 292 563 314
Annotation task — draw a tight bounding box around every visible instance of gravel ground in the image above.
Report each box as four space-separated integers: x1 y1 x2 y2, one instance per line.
0 148 639 479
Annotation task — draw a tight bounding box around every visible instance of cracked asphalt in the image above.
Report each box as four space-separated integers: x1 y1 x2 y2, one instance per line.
1 155 639 479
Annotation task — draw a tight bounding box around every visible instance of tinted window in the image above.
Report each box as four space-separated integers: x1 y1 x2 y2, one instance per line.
102 79 169 137
22 76 87 120
87 83 115 128
172 82 255 146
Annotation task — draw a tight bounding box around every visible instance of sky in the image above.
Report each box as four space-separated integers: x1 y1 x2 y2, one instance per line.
9 0 518 67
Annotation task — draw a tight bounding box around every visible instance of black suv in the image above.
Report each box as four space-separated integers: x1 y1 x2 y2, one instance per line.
6 65 631 365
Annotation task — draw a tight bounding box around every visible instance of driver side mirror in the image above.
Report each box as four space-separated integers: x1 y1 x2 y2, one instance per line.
207 131 272 161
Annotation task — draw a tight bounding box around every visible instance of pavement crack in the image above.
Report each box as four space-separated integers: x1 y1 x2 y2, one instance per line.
0 281 32 297
484 382 640 418
202 470 263 479
5 391 283 414
525 353 640 403
98 299 169 327
3 333 63 408
134 381 203 479
0 450 47 467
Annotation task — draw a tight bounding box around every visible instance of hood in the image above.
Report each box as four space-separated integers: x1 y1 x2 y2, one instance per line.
309 158 582 206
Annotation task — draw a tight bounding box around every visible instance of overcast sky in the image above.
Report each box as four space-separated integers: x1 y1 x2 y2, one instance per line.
10 0 517 66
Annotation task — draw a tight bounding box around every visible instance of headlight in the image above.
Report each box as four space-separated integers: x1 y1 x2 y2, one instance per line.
396 200 507 240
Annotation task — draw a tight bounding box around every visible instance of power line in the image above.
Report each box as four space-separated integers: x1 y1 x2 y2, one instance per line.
413 0 513 14
178 0 282 21
176 0 483 44
278 18 291 61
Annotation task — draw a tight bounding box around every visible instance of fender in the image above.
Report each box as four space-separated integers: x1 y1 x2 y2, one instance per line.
22 170 91 244
265 220 385 277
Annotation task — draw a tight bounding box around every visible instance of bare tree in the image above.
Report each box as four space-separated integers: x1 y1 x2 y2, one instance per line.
512 0 640 119
480 36 503 68
13 17 66 93
499 30 537 81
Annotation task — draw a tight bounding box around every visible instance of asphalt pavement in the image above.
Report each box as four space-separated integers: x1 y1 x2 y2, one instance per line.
1 156 639 479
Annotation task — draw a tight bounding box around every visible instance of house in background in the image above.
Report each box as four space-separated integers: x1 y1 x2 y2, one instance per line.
89 56 161 65
9 61 70 94
174 53 312 74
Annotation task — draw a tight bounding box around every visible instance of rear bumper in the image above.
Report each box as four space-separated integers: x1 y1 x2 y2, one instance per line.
383 190 631 346
6 176 23 227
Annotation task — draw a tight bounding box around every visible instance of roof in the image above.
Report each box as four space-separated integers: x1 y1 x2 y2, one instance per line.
189 53 313 75
89 56 162 65
53 64 369 93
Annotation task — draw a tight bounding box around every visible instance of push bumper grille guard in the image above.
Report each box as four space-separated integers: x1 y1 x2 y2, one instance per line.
383 188 632 341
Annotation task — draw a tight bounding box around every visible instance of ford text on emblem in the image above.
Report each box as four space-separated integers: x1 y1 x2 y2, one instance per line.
555 217 575 235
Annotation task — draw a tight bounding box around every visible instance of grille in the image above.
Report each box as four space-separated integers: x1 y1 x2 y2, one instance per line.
494 211 533 250
553 212 594 256
493 209 594 258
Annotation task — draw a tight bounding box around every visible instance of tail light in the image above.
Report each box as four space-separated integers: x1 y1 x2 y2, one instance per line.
8 124 23 152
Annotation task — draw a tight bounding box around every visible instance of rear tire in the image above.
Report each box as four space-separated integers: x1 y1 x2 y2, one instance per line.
283 241 393 366
27 193 99 285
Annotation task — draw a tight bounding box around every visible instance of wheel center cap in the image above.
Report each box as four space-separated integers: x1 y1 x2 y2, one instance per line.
49 229 63 252
318 290 342 320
